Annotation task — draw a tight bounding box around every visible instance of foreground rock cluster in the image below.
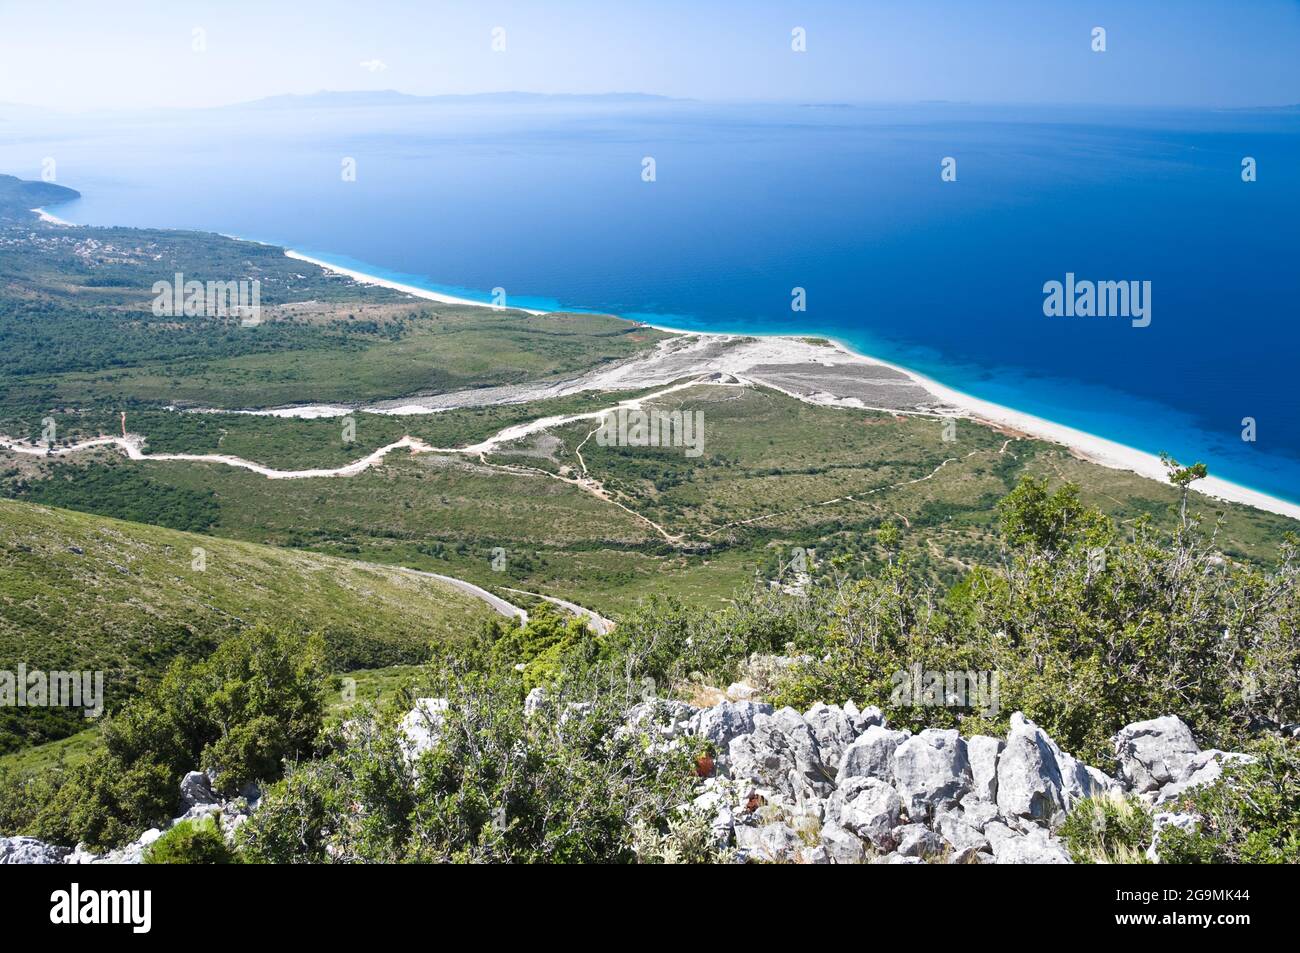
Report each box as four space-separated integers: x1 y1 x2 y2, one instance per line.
0 692 1245 865
627 698 1247 864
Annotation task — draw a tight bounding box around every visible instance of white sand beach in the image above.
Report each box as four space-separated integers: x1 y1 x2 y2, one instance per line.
291 249 1300 521
31 207 73 225
284 250 547 314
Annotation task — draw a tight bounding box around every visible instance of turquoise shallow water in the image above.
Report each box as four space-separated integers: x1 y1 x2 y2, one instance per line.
10 100 1299 505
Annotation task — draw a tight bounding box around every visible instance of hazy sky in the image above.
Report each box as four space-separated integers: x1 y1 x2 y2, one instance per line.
2 0 1298 111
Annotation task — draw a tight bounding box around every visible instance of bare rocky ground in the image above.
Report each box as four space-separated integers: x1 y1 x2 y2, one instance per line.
621 692 1242 864
346 333 959 417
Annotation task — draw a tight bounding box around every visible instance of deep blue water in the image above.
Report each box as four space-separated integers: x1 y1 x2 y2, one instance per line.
4 101 1297 504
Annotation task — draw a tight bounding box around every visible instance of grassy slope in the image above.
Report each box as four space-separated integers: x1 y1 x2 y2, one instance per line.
0 498 498 752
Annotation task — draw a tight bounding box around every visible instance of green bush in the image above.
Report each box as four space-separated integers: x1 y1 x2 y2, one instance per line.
1060 792 1153 864
10 475 1295 864
487 605 589 691
238 652 702 864
143 816 237 864
18 624 328 850
1157 739 1300 864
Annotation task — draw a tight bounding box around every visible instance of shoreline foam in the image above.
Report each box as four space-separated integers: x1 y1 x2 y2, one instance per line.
657 324 1300 522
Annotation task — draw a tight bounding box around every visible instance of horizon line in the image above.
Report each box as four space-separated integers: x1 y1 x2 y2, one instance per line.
4 89 1299 116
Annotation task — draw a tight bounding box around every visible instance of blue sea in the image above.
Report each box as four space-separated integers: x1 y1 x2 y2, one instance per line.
5 99 1298 505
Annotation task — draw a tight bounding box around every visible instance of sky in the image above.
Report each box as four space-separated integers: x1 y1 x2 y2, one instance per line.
1 0 1298 112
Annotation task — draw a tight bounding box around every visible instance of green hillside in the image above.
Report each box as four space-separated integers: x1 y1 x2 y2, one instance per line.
0 173 78 222
0 498 499 753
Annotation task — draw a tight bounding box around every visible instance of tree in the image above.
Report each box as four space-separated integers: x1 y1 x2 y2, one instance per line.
1160 452 1209 530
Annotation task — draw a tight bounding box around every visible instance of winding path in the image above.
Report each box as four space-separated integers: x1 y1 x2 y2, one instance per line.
502 588 614 635
0 378 717 480
388 566 528 624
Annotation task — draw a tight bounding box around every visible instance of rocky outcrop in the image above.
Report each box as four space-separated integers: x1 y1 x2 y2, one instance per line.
967 735 1002 802
1153 749 1252 806
893 728 972 819
400 696 450 763
1113 716 1200 793
728 707 836 802
51 770 261 865
827 776 903 850
804 702 880 768
996 713 1067 824
838 724 908 782
0 836 69 864
179 770 218 811
635 700 1246 864
693 700 772 751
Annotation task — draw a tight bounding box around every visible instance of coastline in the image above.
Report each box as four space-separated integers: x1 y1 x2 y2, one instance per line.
293 249 1300 522
31 207 73 225
284 250 548 315
770 333 1300 522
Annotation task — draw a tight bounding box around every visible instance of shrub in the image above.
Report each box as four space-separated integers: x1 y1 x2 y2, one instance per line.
239 652 700 864
1157 739 1300 864
631 808 729 864
22 624 329 850
764 478 1299 765
1060 792 1153 864
143 816 237 864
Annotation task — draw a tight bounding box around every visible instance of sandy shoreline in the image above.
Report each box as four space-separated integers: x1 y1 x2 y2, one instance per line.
798 338 1300 521
284 250 547 315
31 207 73 225
292 250 1300 521
663 325 1300 521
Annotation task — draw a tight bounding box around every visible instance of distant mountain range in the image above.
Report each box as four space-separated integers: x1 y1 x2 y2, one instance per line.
224 90 680 110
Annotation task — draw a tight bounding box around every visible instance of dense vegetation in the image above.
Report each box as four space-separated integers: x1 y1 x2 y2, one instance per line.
544 471 1295 769
0 219 665 419
0 174 78 223
143 816 238 864
3 472 1293 861
1157 741 1300 863
15 462 220 532
239 664 703 863
0 626 328 850
1059 741 1300 864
